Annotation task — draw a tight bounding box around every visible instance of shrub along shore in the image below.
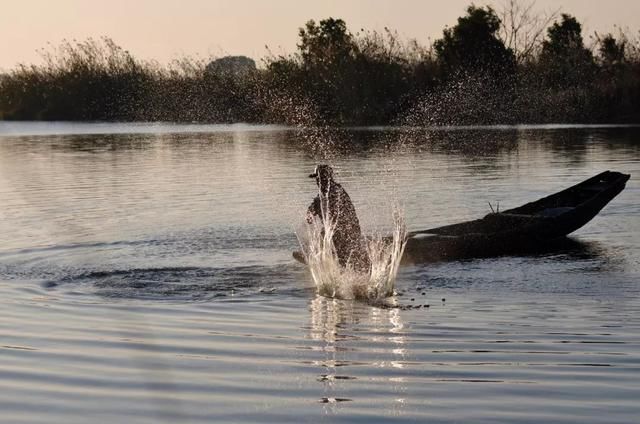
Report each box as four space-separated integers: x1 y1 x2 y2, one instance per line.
1 4 639 126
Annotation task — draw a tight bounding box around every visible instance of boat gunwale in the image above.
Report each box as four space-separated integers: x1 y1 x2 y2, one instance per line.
408 170 630 239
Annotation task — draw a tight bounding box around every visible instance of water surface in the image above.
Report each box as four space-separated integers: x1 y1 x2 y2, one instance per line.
1 122 639 423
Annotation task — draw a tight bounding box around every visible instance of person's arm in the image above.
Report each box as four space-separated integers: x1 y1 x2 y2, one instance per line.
306 196 321 223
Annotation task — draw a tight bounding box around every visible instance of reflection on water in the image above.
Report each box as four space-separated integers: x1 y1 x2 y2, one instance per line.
308 295 408 413
309 295 405 343
0 123 639 423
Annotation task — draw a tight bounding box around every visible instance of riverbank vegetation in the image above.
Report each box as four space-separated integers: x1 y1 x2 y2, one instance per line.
1 2 639 125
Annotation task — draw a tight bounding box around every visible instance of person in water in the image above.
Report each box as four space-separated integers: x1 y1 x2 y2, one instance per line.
306 165 371 273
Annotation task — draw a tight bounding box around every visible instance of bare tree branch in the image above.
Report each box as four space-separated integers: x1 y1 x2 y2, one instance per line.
498 0 561 64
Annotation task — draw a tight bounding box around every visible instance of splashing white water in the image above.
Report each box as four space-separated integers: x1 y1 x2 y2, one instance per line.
297 204 407 303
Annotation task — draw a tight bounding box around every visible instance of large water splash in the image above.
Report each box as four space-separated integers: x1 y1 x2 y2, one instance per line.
297 201 407 303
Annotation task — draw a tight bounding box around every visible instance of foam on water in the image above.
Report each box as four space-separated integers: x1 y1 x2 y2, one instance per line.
297 197 407 303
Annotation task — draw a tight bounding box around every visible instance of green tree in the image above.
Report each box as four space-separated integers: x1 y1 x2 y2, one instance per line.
540 14 595 87
294 18 359 122
434 5 516 77
598 33 626 67
298 18 356 68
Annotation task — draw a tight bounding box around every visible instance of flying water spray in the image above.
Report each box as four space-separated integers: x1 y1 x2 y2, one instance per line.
297 196 407 303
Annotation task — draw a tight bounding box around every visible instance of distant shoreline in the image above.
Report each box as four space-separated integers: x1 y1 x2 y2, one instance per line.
2 121 640 138
2 7 639 126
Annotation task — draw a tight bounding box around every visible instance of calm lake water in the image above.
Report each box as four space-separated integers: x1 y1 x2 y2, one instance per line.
0 122 639 423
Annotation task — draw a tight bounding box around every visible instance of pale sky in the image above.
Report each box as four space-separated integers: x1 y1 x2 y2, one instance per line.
1 0 639 70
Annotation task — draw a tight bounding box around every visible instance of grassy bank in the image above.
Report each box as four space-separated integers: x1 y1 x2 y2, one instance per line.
2 5 640 126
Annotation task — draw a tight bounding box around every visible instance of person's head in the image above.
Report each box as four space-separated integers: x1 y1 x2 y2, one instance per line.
309 165 334 192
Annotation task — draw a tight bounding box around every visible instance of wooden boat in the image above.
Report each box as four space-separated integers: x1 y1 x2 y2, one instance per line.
403 170 630 263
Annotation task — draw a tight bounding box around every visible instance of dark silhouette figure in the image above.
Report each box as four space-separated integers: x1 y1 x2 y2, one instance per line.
307 165 371 273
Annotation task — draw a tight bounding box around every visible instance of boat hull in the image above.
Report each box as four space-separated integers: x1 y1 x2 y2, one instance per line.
402 171 630 263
